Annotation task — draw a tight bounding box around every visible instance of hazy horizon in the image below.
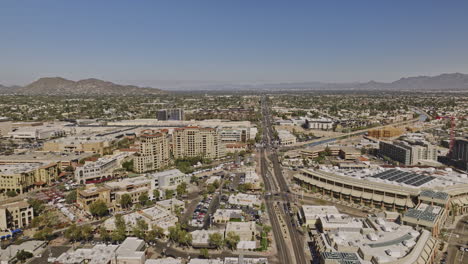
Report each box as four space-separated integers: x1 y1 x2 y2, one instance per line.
1 0 468 87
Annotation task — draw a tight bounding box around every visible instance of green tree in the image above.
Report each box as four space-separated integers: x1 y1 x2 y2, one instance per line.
81 224 94 241
33 227 53 240
132 219 149 239
199 248 209 259
176 182 188 197
120 194 132 209
15 250 33 262
225 231 240 250
27 199 45 216
99 226 111 242
65 190 77 204
65 224 82 241
208 232 224 249
138 193 150 206
111 214 127 242
153 189 160 201
207 184 216 194
89 200 108 217
122 159 134 172
146 225 165 242
165 189 175 199
6 190 17 197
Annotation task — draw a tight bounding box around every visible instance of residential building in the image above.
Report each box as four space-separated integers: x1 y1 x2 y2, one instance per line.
0 200 34 231
0 162 60 194
306 118 334 130
379 139 437 165
134 130 171 173
172 127 224 160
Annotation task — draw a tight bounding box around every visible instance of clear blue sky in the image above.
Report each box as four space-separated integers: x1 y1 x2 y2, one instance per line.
1 0 468 87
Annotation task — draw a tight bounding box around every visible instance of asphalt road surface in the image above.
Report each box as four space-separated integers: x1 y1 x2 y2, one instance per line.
260 96 308 264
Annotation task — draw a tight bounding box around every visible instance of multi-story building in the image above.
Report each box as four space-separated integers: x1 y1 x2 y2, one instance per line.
76 185 112 212
368 127 404 139
0 162 60 194
379 140 437 165
75 152 132 184
453 137 468 162
148 169 188 193
43 136 116 154
134 130 170 173
172 127 224 160
0 200 34 231
157 108 185 121
306 118 334 130
277 130 296 146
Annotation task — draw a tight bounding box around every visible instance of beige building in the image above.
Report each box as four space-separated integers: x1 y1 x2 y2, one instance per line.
0 199 34 231
76 185 112 212
134 130 170 173
43 136 115 154
0 162 60 194
225 221 257 242
172 127 224 160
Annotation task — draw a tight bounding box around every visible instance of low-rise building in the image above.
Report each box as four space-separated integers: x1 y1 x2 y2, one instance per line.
75 152 132 184
213 209 243 223
54 237 146 264
300 205 340 228
225 221 257 242
104 205 178 234
277 130 296 146
76 184 112 212
0 199 34 232
145 258 183 264
149 169 188 192
0 240 46 264
190 229 224 248
224 257 268 264
228 193 261 207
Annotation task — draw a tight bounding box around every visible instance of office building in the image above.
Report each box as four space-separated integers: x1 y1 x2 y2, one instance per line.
157 109 184 121
379 140 437 165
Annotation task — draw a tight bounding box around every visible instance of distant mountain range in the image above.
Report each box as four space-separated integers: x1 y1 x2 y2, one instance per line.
161 73 468 91
0 73 467 94
0 77 165 95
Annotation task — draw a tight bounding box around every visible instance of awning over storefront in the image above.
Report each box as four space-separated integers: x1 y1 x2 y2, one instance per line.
351 190 362 198
332 186 342 193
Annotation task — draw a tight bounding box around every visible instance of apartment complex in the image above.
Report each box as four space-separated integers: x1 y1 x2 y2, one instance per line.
172 127 224 159
157 108 185 121
379 139 437 165
134 130 171 173
0 200 34 231
0 162 60 194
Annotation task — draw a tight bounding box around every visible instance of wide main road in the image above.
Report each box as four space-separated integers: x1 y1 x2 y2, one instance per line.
260 96 307 264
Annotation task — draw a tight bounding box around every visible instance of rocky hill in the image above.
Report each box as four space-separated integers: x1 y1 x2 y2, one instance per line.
0 77 165 95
